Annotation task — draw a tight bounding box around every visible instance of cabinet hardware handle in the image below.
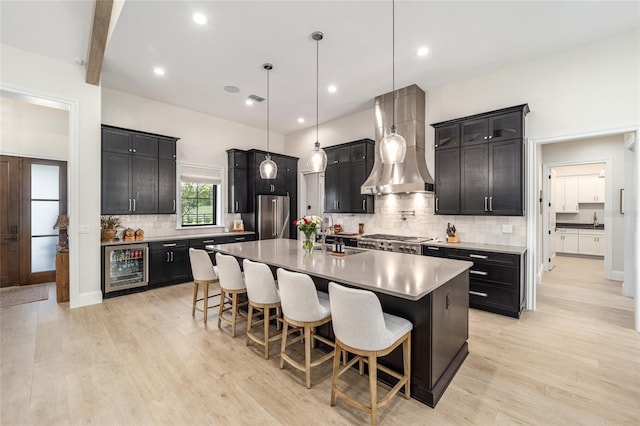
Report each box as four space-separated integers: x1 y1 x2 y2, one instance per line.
202 240 215 243
435 198 439 211
235 201 239 211
484 196 488 212
427 247 440 251
488 135 493 139
362 199 366 210
470 270 489 276
129 148 132 153
163 243 177 247
129 198 132 212
236 237 245 241
133 199 136 211
173 199 176 212
469 254 488 259
170 252 174 262
166 252 170 262
483 136 488 140
489 196 493 212
132 148 137 153
470 291 488 297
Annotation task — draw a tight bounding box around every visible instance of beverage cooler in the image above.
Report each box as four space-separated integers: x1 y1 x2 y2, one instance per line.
104 244 148 294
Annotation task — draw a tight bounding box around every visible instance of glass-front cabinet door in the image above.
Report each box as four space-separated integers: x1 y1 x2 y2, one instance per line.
489 112 522 142
461 118 488 146
435 124 460 150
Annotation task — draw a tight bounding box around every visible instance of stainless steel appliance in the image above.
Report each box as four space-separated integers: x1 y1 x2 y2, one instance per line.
257 195 290 239
104 243 148 293
357 233 433 254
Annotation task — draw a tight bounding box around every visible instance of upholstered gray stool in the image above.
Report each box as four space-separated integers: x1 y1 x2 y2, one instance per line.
276 268 335 388
188 248 220 324
328 282 413 426
243 259 282 359
215 253 248 337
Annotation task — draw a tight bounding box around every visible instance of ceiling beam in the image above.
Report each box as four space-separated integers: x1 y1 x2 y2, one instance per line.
85 0 113 86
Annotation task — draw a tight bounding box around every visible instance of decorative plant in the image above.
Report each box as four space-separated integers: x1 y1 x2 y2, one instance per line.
294 215 322 253
101 216 121 230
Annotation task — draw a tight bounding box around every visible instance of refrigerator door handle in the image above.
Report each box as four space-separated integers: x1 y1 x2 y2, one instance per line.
272 199 277 237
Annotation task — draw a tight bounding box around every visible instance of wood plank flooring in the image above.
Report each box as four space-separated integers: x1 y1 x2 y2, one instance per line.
1 256 638 425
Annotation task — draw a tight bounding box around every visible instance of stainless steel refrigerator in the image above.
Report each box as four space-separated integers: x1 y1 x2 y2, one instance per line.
257 195 290 239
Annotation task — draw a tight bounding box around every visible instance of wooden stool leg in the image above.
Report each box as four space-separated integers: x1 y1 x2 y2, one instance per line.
231 293 238 337
246 303 254 346
264 306 270 359
280 320 289 369
403 335 411 399
203 282 209 324
369 353 378 426
192 281 198 317
330 341 342 406
304 325 312 388
276 306 281 330
218 289 225 330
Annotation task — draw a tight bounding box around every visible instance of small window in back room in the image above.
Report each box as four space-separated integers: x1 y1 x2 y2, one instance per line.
179 164 223 227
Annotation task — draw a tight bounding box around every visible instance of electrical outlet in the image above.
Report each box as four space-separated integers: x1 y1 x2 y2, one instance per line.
78 225 89 234
501 224 513 234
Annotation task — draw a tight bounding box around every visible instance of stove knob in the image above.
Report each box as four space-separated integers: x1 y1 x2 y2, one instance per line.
399 245 406 252
410 247 417 254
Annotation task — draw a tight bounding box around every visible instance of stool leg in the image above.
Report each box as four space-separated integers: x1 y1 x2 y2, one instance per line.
192 282 198 317
280 320 289 369
369 353 378 426
231 293 238 337
264 306 270 359
403 335 411 399
304 325 312 388
276 306 281 330
218 289 225 330
330 341 342 406
246 303 254 346
203 282 209 324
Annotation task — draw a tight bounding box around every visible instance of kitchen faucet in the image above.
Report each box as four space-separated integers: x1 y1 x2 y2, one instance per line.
593 212 599 228
320 213 334 251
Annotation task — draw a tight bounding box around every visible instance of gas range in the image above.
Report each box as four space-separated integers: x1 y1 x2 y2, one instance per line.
357 234 433 255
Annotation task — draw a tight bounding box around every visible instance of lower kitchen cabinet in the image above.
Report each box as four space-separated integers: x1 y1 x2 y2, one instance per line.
578 230 605 256
423 245 526 318
554 229 579 254
149 240 190 287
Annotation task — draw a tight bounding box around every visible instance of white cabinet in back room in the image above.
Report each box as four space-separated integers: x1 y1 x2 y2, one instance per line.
578 230 605 256
554 229 579 254
554 177 579 213
578 175 605 203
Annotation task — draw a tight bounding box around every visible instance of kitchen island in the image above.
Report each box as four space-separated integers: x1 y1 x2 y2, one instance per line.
207 239 472 407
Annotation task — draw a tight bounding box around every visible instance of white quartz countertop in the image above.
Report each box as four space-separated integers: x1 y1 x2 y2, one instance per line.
101 231 255 246
207 239 472 301
422 240 527 255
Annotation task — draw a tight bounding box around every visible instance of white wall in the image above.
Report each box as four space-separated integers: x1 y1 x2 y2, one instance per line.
0 97 69 159
1 44 102 307
542 135 626 273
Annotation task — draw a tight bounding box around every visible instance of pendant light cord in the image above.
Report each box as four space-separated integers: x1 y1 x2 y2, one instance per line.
267 66 270 155
316 36 319 145
392 0 396 129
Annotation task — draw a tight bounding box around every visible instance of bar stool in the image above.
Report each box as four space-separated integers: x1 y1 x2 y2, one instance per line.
215 253 248 337
276 268 335 388
243 259 282 359
328 282 412 426
188 248 220 324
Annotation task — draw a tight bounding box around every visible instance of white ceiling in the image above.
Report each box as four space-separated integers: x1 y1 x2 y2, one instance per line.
2 1 639 135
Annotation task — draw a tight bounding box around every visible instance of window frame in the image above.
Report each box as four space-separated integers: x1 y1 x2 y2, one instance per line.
176 163 224 230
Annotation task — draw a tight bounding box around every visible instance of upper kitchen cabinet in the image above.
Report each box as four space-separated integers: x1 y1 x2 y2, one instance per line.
432 104 529 216
324 139 375 214
578 175 605 203
101 125 179 215
227 149 248 213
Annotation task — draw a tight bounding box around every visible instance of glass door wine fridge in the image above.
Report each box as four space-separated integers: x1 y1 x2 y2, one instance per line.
104 243 148 293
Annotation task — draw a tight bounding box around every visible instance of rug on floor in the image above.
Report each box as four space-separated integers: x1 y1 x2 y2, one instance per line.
0 284 50 308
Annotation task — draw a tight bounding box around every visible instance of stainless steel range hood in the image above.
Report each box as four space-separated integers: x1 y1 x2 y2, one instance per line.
361 84 434 195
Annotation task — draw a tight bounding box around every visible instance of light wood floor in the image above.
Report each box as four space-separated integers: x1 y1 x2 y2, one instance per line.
1 256 638 425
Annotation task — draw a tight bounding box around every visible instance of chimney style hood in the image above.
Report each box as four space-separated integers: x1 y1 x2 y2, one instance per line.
361 84 434 195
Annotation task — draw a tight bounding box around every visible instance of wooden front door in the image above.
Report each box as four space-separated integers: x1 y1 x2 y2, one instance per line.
0 156 21 287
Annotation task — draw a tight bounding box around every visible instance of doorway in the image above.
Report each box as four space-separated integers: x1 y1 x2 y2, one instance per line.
0 155 67 287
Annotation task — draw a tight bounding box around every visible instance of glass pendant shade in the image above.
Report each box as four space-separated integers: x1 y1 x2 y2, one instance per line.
307 141 327 172
259 154 277 179
380 126 407 164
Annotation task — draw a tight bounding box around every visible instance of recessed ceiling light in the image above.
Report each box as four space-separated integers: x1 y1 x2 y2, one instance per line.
416 46 429 57
245 99 254 106
153 67 165 76
328 85 337 93
297 118 305 124
193 13 207 25
224 85 240 93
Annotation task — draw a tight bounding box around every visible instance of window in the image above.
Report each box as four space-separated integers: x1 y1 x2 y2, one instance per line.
179 164 223 227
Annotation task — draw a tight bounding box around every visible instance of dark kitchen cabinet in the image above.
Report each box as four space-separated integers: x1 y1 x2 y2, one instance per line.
434 148 460 214
423 245 526 318
101 125 179 215
149 240 190 287
431 104 528 216
284 158 298 238
227 149 248 213
324 139 375 214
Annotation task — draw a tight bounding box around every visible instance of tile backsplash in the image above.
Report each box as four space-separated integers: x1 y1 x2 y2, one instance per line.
115 213 241 239
329 193 527 247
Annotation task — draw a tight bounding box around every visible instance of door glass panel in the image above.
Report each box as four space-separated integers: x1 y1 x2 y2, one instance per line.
31 201 60 236
436 125 459 148
31 164 59 199
31 236 57 272
491 113 520 139
462 120 486 144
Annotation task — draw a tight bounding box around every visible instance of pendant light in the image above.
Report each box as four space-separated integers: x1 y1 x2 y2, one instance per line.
259 63 277 179
307 31 328 173
379 0 407 164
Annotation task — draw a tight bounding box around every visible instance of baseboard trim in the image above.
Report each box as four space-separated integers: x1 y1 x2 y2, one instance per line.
70 290 102 308
610 270 624 282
